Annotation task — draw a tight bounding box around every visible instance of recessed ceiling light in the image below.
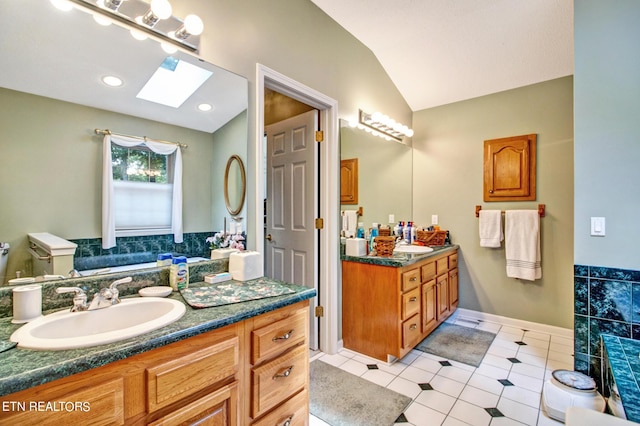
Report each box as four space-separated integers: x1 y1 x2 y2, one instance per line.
197 103 212 112
102 75 123 87
136 56 213 108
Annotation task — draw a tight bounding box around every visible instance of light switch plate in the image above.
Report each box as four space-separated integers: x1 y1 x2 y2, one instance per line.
388 214 395 224
591 217 606 236
431 215 438 225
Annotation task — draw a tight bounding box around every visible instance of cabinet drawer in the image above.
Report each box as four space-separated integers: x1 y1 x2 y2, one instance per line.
251 344 307 419
402 314 421 349
1 378 125 426
147 336 239 413
252 308 307 365
401 268 421 292
436 257 449 275
402 287 420 320
149 381 238 426
252 389 308 426
448 252 458 269
421 261 436 282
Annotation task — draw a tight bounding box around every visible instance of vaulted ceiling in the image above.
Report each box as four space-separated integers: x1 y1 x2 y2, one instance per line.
310 0 574 111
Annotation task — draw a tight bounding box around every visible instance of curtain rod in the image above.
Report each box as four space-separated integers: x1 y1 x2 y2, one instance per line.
94 128 188 149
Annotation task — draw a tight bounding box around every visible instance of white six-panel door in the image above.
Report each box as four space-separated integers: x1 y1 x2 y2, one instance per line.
265 110 318 349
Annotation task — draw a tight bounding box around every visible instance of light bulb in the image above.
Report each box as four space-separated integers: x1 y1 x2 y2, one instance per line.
371 112 382 123
50 0 73 11
348 119 357 128
161 42 178 54
183 14 204 36
150 0 172 19
130 28 147 40
93 13 112 26
405 129 414 138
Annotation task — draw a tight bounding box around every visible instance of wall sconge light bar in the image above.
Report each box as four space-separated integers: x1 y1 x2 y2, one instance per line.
356 110 414 141
66 0 203 52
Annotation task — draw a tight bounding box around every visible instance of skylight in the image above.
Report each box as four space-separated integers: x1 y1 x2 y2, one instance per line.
136 56 213 108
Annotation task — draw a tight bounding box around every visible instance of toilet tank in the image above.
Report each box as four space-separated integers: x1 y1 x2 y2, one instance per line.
27 233 77 276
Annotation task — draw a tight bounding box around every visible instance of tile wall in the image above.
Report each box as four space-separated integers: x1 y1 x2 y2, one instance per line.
574 264 640 389
70 232 213 271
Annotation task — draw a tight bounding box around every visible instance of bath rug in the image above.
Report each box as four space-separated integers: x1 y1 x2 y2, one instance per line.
179 278 295 308
415 322 496 367
310 360 411 426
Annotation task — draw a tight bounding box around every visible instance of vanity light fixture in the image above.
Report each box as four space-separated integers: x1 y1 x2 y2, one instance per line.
50 0 73 11
355 110 414 142
63 0 204 52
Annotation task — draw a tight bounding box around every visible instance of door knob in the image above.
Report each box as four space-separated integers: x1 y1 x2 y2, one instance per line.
266 234 272 241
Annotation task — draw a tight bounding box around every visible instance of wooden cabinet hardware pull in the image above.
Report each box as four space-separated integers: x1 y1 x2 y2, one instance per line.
273 365 294 379
280 414 294 426
410 324 417 330
273 329 294 341
409 297 417 302
410 276 417 281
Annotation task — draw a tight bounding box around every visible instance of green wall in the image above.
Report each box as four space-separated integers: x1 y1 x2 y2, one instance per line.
412 76 574 328
574 0 640 269
0 88 220 280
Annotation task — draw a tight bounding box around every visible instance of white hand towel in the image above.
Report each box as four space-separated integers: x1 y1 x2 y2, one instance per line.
341 210 359 238
505 210 541 281
479 210 503 248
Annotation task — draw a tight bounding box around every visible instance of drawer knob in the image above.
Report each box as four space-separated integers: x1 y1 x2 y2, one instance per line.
273 329 295 342
410 276 417 281
409 297 417 302
410 323 417 330
273 365 294 380
280 415 294 426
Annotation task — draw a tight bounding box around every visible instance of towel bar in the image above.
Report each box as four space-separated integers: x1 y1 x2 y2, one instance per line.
475 204 545 218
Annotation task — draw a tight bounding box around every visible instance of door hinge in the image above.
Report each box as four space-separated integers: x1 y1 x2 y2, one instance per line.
315 305 324 317
315 218 324 229
315 130 324 143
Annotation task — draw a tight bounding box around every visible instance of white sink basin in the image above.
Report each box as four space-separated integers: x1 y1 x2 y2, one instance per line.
10 297 186 351
394 245 434 254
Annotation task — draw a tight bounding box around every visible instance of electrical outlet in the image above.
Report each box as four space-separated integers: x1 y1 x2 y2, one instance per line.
431 215 438 225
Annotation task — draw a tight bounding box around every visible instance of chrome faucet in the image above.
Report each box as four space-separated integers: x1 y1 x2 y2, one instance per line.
56 277 133 312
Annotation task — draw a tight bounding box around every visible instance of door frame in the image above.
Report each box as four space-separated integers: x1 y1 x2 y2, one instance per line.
255 64 339 355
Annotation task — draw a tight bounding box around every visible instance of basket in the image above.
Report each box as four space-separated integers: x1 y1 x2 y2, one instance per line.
374 236 396 256
416 230 447 246
378 227 391 237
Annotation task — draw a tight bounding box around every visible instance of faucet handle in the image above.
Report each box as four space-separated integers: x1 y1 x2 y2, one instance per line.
55 287 88 312
108 277 132 304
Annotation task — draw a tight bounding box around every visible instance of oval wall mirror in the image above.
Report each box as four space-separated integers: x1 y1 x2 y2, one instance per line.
224 155 246 216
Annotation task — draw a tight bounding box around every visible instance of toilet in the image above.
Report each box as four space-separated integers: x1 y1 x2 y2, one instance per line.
27 233 77 277
542 369 606 423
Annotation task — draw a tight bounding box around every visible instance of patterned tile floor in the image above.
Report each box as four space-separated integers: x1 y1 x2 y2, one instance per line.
310 315 574 426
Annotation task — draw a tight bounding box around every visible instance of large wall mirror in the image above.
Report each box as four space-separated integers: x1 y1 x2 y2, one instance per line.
340 119 413 230
0 1 248 283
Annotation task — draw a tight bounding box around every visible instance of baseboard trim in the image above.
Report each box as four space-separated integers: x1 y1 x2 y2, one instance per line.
451 308 574 339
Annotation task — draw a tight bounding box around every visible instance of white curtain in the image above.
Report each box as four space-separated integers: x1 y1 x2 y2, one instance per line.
102 134 183 249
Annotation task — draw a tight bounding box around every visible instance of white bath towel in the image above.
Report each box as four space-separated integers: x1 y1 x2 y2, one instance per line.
479 210 503 248
505 210 541 281
341 210 359 238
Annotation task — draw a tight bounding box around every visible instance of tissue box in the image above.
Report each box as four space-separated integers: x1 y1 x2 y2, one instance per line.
229 251 263 281
346 238 367 256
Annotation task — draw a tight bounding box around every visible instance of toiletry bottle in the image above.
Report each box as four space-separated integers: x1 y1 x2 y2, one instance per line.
404 221 411 243
357 222 365 239
170 256 189 291
369 225 379 253
397 221 404 238
156 253 172 267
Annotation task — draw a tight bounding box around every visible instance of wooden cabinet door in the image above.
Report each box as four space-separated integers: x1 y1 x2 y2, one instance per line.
422 279 437 334
448 268 459 310
483 134 536 201
340 158 358 204
436 274 449 319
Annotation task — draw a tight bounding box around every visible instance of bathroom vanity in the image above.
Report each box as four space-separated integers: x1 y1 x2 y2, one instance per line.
0 279 314 426
342 246 459 362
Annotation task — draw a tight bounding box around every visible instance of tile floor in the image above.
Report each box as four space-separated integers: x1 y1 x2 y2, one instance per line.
310 315 574 426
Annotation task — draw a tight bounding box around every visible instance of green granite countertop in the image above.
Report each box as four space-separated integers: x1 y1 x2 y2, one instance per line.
0 277 315 397
341 244 459 268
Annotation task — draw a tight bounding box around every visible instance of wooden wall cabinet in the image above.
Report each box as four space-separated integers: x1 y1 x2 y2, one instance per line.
483 134 536 201
0 301 310 426
342 249 459 362
340 158 358 204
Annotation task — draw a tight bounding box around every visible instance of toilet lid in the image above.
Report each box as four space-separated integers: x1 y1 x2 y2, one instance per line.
552 369 596 391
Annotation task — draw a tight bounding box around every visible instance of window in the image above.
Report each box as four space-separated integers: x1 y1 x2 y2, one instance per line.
111 145 175 235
